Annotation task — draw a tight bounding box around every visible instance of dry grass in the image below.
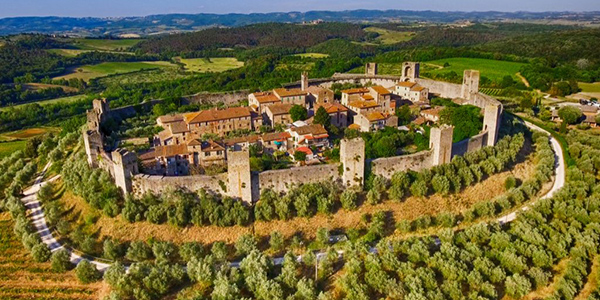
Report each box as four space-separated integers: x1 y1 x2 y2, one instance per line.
0 213 103 300
574 256 600 300
57 145 536 248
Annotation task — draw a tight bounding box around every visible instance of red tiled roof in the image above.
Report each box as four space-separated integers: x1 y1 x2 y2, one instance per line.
315 102 349 114
169 121 189 134
253 92 281 104
201 140 225 152
185 107 251 124
348 100 379 109
157 114 184 124
291 124 328 136
155 144 188 158
261 131 291 142
397 81 418 88
370 86 391 95
364 112 387 122
341 88 369 94
274 88 307 98
266 103 293 115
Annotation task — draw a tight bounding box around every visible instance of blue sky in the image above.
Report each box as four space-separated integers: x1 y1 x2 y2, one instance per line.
1 0 599 18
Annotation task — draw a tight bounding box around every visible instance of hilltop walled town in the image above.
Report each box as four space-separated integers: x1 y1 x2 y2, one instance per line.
84 61 502 203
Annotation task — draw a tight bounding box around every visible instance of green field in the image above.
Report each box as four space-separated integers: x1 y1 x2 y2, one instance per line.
423 58 526 82
579 82 600 93
0 127 59 158
177 57 244 73
53 61 177 82
293 53 330 59
71 38 142 51
0 94 88 112
364 27 416 44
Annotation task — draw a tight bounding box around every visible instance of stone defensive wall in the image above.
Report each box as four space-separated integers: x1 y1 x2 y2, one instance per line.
182 90 250 106
86 64 505 204
370 150 433 178
131 173 228 197
257 164 341 194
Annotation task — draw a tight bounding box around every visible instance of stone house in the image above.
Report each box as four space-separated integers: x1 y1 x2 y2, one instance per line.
420 107 444 123
183 107 258 137
355 111 389 132
152 144 190 176
264 103 293 126
305 86 334 107
248 92 281 113
314 102 349 128
394 81 429 103
273 88 308 106
223 135 260 151
287 124 329 149
260 132 292 154
341 88 370 106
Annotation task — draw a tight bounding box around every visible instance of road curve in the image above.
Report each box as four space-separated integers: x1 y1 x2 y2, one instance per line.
19 121 566 271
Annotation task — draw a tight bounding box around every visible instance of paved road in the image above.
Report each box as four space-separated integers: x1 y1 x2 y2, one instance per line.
21 163 111 271
19 121 566 271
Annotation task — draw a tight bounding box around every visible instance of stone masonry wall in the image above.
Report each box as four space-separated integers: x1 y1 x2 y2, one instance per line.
131 173 227 197
451 131 488 157
370 150 433 178
258 164 340 194
183 90 250 106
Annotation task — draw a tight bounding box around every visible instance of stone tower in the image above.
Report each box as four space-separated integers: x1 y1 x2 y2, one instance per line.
483 104 502 146
83 129 103 168
430 125 454 166
87 98 109 132
340 138 366 187
461 70 480 101
365 63 378 76
227 149 252 204
112 149 139 194
301 72 309 91
401 62 420 81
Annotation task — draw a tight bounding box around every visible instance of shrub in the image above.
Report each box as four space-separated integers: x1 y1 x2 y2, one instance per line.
269 231 284 251
179 242 204 262
505 274 532 299
235 234 257 256
505 176 517 190
75 260 101 284
51 249 72 273
340 189 358 211
31 243 51 262
410 180 428 197
125 241 152 262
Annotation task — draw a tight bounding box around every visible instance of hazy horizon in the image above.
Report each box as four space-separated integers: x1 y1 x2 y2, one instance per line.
2 0 600 18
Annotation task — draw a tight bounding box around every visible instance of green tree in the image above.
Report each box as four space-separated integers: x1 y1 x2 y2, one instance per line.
125 241 152 262
290 105 308 121
31 243 51 262
558 106 582 124
235 234 257 256
269 231 284 251
51 249 72 273
396 104 412 125
75 260 101 284
314 106 331 127
340 189 358 210
505 274 532 299
294 150 307 162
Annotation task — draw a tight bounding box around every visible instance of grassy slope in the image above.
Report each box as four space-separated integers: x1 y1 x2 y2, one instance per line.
579 82 600 93
364 26 416 44
72 38 142 51
0 94 87 112
293 53 330 58
52 61 177 82
178 57 244 73
423 57 526 82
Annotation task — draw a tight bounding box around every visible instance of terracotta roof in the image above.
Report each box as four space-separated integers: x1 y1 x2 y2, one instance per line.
581 105 598 113
291 124 328 136
364 112 387 122
157 130 172 142
155 144 188 158
185 107 251 124
361 94 375 101
315 103 349 114
295 147 313 156
397 81 418 88
306 86 331 94
274 88 307 98
411 85 426 92
157 114 184 124
421 107 444 118
413 116 426 125
348 123 361 130
253 92 281 104
583 112 598 123
169 121 189 134
262 131 291 142
266 103 293 115
370 86 391 95
187 139 202 146
201 140 225 152
348 100 379 109
139 149 156 161
341 88 369 94
223 135 260 146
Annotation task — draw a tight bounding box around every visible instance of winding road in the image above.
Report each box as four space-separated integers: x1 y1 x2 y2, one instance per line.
19 121 566 272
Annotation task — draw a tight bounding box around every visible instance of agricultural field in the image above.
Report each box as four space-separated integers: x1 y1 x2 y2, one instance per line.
422 57 526 82
177 57 244 73
579 82 600 93
0 94 88 112
20 83 79 93
363 26 416 44
480 88 505 96
0 127 58 158
96 68 191 86
293 52 330 58
53 61 178 82
0 213 102 299
70 38 142 51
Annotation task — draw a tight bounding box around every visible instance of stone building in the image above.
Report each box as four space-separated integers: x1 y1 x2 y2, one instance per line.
287 124 329 149
264 103 293 126
313 102 349 128
273 88 308 106
394 81 429 103
248 92 281 113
